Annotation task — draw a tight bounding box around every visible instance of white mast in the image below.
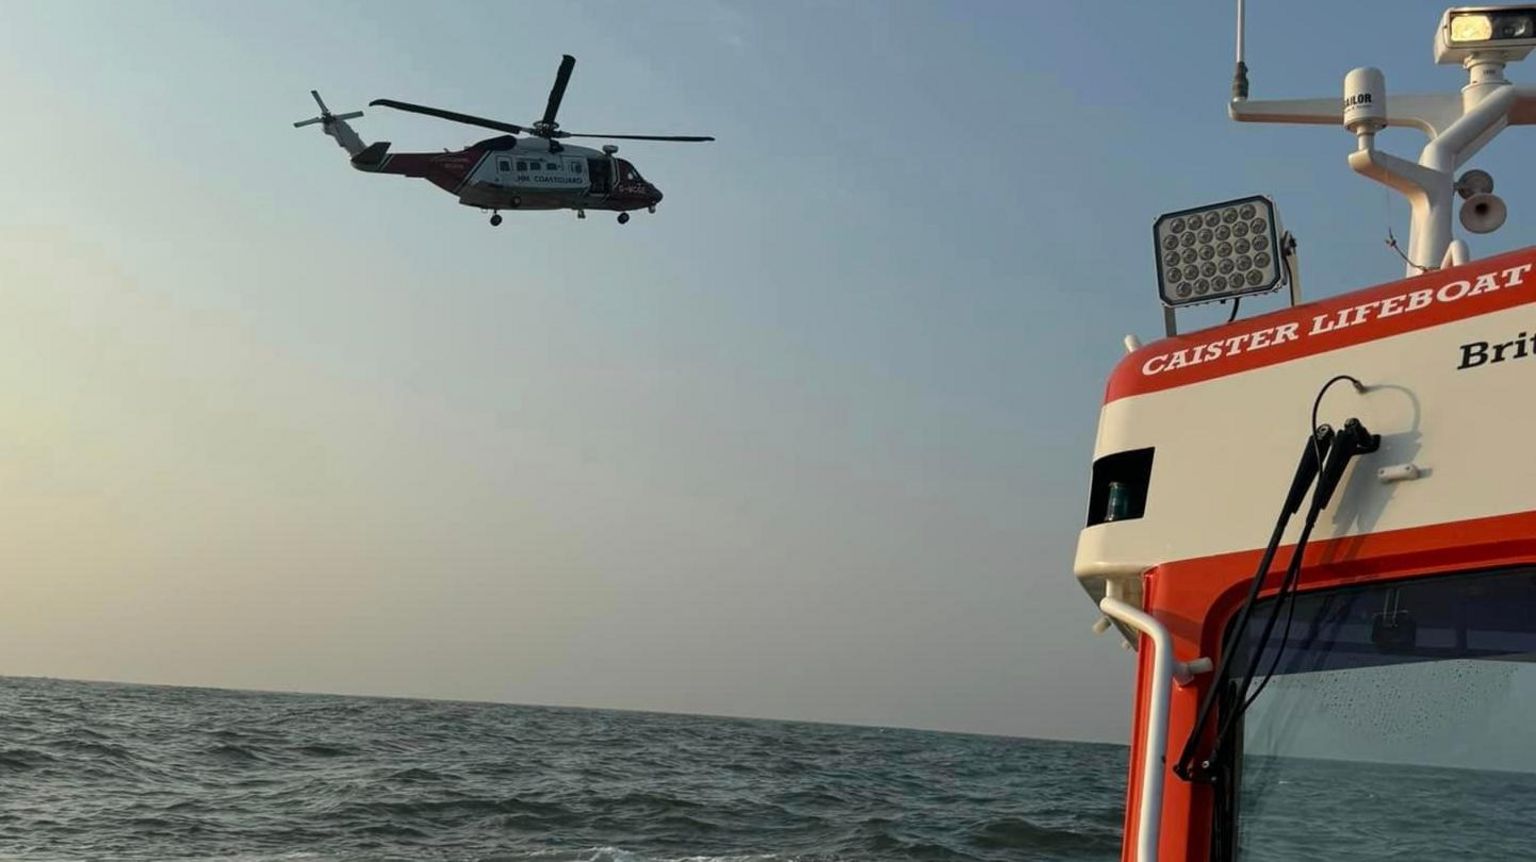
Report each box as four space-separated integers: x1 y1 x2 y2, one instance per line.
1230 6 1536 275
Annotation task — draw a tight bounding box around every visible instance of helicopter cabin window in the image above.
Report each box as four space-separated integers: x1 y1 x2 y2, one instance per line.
515 160 528 172
498 159 511 172
587 158 613 193
545 162 558 171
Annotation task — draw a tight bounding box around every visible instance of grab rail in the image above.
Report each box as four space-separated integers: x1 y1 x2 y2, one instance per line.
1098 594 1178 862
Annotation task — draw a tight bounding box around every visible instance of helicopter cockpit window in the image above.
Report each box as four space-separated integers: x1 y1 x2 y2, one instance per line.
570 161 583 173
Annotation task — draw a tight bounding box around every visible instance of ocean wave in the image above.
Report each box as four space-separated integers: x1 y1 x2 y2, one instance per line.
0 745 61 771
46 738 134 760
293 743 359 758
968 817 1121 854
0 676 1128 862
201 743 269 764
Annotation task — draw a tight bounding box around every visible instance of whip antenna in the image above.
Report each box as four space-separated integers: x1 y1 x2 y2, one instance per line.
1233 0 1250 100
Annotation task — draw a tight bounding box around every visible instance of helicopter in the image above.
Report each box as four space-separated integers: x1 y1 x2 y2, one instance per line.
294 55 714 226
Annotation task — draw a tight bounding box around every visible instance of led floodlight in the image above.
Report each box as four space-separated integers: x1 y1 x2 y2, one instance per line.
1153 195 1287 309
1436 6 1536 64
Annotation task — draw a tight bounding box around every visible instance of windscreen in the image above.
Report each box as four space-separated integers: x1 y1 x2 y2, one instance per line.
1233 567 1536 860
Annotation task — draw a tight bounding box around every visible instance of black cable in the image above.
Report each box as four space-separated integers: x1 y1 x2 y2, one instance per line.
1209 416 1379 766
1241 567 1302 711
1385 227 1429 274
1311 375 1366 467
1238 494 1346 714
1307 375 1366 527
1207 500 1326 758
1175 375 1373 781
1252 416 1379 707
1172 425 1332 781
1227 297 1242 323
1209 507 1323 755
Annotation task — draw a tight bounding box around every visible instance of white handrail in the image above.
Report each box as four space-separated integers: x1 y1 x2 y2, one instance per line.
1099 594 1174 862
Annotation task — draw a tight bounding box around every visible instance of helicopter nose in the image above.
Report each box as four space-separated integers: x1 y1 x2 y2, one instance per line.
650 186 664 204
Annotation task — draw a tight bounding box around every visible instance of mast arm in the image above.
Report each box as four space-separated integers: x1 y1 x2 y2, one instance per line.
1230 93 1464 137
1228 97 1340 125
1502 84 1536 125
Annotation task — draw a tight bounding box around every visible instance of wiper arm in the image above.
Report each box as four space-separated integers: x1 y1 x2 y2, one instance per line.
1173 425 1333 782
1182 418 1380 780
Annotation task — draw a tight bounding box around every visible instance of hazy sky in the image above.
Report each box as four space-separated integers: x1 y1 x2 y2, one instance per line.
2 1 1534 742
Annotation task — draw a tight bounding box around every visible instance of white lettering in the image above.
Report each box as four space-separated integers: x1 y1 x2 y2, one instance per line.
1437 280 1471 302
1135 258 1536 380
1469 272 1502 296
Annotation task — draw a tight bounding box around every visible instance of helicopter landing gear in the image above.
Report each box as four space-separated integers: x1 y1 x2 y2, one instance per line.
617 212 630 225
489 212 503 227
647 205 656 214
577 209 586 220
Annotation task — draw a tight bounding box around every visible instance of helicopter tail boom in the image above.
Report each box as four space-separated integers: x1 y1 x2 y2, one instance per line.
324 117 367 157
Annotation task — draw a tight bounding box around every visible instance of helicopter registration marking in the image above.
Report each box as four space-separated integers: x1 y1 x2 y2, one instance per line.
518 174 585 185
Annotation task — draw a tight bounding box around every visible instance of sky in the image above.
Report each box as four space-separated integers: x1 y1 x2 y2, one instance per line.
2 0 1535 743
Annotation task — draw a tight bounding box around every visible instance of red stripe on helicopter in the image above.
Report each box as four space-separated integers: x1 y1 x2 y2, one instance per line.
1106 245 1536 403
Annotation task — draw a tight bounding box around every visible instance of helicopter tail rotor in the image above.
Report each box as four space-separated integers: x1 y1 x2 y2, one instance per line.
294 90 367 156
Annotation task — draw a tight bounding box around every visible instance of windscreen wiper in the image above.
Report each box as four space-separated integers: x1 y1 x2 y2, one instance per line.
1172 425 1333 782
1176 418 1379 781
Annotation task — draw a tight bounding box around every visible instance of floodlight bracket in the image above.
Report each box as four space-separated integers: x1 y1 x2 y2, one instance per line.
1283 231 1301 308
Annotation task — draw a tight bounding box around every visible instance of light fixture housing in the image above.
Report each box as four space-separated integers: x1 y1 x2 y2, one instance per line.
1152 195 1287 309
1436 6 1536 64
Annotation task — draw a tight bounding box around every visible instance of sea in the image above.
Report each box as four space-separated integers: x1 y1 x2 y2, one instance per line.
0 677 1128 862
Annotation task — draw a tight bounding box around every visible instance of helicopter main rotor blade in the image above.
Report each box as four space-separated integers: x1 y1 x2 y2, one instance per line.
293 117 325 128
541 54 576 128
311 90 329 113
331 111 365 122
560 132 716 142
369 99 527 135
